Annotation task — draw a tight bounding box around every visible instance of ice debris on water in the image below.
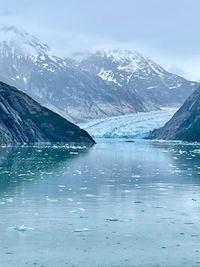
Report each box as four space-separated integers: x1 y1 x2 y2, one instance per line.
58 185 66 188
46 196 58 202
10 224 34 232
74 228 90 232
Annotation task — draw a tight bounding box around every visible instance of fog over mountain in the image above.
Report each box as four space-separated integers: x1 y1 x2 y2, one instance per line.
0 26 198 123
1 0 200 80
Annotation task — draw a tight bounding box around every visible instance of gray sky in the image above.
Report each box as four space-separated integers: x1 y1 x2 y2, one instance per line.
0 0 200 80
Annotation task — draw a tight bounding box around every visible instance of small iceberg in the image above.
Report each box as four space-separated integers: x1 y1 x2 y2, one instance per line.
74 228 90 232
46 197 58 202
10 224 34 232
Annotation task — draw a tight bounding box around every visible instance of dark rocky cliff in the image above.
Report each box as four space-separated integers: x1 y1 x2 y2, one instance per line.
149 87 200 141
0 82 95 145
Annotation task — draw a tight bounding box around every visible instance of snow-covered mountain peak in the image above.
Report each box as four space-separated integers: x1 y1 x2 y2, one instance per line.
77 48 198 108
79 49 166 75
0 26 50 58
78 49 168 87
0 26 73 94
0 28 198 124
89 49 145 67
95 49 142 59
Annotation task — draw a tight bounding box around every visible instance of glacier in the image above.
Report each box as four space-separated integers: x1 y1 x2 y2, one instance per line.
79 108 177 139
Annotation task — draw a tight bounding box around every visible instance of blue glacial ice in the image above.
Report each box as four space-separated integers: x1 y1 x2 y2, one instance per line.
79 108 177 139
9 224 34 232
74 228 90 232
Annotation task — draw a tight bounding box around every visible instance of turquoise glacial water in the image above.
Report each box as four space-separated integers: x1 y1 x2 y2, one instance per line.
0 139 200 266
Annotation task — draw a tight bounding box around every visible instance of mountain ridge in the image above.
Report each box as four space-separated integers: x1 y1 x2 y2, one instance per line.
78 50 198 107
148 86 200 141
0 26 198 123
0 81 95 145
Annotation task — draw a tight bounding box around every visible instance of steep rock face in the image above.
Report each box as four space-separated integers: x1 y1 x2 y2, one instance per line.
78 50 199 107
0 82 95 145
0 27 158 123
149 87 200 141
28 61 157 123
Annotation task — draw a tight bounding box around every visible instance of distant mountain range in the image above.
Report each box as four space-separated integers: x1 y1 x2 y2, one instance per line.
0 81 95 145
149 86 200 141
0 26 199 123
78 50 198 107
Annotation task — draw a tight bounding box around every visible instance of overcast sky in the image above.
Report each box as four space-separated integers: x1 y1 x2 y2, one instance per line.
0 0 200 80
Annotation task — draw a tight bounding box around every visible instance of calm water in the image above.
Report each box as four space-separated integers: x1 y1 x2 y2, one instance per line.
0 139 200 267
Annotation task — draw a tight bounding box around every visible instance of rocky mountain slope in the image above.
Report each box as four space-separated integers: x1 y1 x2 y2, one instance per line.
78 50 198 107
0 81 95 145
0 27 159 123
149 87 200 141
0 27 198 123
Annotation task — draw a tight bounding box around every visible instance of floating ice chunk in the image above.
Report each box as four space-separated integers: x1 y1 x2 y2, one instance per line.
121 190 131 193
78 208 86 212
74 228 90 232
6 198 13 203
11 224 34 232
154 205 167 209
58 185 66 188
106 218 119 222
46 197 58 202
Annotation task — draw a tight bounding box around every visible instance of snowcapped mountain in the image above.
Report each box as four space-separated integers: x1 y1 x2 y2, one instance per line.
0 27 198 123
78 50 199 106
0 26 68 97
0 27 159 122
0 26 50 56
